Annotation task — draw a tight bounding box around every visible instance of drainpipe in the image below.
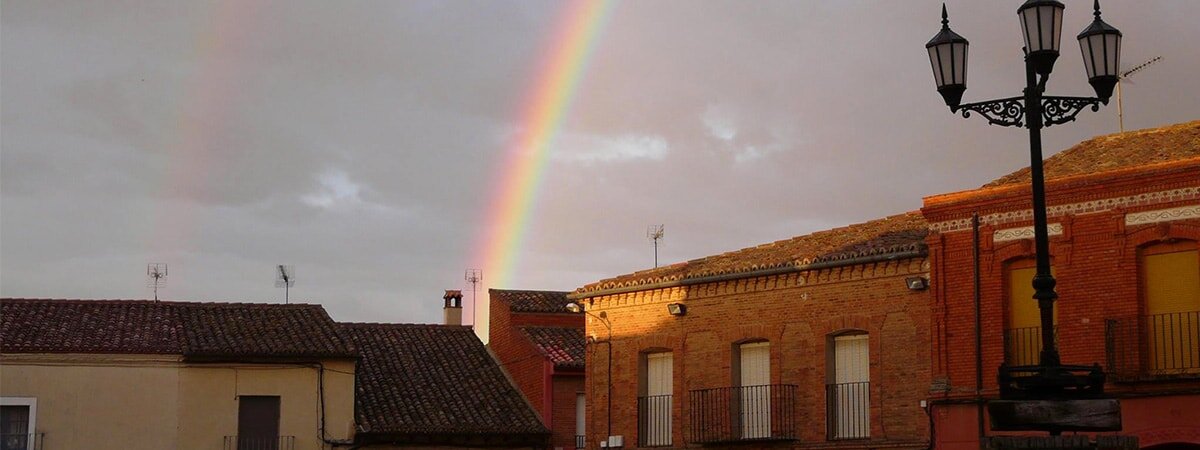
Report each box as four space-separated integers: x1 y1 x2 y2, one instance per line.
972 213 985 443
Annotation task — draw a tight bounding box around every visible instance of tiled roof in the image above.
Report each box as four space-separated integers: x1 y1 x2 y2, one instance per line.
490 289 575 314
339 323 548 439
579 211 928 294
0 298 355 359
520 326 585 370
985 120 1200 188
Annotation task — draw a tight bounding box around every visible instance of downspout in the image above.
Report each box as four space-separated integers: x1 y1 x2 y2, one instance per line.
972 213 985 443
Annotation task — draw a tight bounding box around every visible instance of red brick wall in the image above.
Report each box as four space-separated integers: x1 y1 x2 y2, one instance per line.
923 161 1200 447
489 292 586 449
550 374 585 449
580 257 932 449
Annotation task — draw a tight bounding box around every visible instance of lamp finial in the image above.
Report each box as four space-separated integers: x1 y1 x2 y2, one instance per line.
1094 0 1102 19
941 4 949 28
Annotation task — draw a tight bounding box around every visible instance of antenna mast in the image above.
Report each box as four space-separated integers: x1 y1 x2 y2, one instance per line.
464 269 483 329
1116 56 1163 132
147 263 168 301
647 224 665 268
275 265 296 304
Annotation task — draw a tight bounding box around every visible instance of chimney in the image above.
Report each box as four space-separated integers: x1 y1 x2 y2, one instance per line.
443 290 464 326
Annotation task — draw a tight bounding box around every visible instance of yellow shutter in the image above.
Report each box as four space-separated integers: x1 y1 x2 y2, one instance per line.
1143 246 1200 373
1144 249 1200 315
1006 264 1056 366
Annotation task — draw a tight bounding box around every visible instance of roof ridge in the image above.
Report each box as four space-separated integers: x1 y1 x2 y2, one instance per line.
0 298 323 308
338 322 472 329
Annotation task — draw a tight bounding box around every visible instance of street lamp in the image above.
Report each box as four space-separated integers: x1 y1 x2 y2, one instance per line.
926 0 1121 406
567 301 613 447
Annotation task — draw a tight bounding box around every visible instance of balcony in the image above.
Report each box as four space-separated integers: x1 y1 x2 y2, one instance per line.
826 382 869 440
223 436 296 450
1107 311 1200 381
1003 326 1058 367
575 434 585 449
687 384 797 444
0 433 44 450
637 394 672 447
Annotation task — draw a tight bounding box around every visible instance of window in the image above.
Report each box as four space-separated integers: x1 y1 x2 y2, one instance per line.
575 393 585 449
237 396 281 450
638 351 672 447
1141 241 1200 374
0 398 36 450
827 334 869 440
1005 260 1057 366
735 341 771 439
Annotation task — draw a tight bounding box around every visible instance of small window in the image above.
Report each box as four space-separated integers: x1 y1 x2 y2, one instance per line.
638 352 672 447
1 397 37 450
237 396 281 450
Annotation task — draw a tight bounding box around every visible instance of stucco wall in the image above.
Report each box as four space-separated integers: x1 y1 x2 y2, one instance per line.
0 354 355 450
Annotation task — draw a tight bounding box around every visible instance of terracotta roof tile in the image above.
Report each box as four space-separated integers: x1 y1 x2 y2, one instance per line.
579 211 928 293
985 120 1200 188
339 323 548 438
0 298 355 359
520 326 585 370
490 289 575 314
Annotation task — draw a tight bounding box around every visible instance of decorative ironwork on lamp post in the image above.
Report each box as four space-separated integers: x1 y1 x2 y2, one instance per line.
926 0 1122 403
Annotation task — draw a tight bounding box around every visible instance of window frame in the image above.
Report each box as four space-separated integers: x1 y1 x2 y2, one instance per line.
0 397 38 450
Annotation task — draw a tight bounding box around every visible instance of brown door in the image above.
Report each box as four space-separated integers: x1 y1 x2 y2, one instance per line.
238 396 280 450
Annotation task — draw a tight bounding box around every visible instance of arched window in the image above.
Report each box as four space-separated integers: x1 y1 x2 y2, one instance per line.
1005 259 1056 366
827 332 869 440
1141 240 1200 374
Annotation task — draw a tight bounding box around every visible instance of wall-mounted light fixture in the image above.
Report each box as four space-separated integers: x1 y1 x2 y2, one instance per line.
666 303 687 316
906 276 929 291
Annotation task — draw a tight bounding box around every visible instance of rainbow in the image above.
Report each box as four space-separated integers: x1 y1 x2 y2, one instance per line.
471 0 616 335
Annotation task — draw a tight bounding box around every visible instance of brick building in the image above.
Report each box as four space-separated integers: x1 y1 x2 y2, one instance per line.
923 121 1200 450
569 212 933 449
489 289 587 450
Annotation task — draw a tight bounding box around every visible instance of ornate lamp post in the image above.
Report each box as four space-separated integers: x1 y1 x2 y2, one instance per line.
926 0 1127 435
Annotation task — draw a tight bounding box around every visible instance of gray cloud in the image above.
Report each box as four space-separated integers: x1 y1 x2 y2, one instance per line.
4 0 1199 330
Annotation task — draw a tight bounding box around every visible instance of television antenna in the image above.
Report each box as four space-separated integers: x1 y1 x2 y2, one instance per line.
146 263 168 301
464 269 482 328
647 224 665 268
1116 56 1163 133
275 265 296 304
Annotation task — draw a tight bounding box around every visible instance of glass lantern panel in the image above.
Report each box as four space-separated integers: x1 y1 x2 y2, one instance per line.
1051 7 1062 53
1020 9 1034 51
939 44 957 86
1038 5 1060 51
1105 33 1121 77
929 46 944 87
953 42 968 85
1079 36 1097 79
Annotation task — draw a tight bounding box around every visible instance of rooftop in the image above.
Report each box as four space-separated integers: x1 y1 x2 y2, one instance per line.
578 211 928 294
338 323 548 442
0 298 356 359
490 289 576 314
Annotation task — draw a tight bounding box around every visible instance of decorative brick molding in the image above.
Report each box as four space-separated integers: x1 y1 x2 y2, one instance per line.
930 186 1200 233
1124 205 1200 226
993 223 1063 242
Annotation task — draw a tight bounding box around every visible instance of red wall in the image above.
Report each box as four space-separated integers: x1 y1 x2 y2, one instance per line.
923 160 1200 448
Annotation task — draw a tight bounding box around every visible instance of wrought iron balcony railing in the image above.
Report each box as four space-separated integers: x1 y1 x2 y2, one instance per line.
1003 326 1058 367
637 394 672 447
575 434 585 449
1107 311 1200 380
223 435 296 450
826 382 870 440
687 384 797 444
0 433 44 450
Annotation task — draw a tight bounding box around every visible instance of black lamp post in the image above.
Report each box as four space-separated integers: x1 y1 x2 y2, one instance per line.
567 301 613 447
927 0 1122 405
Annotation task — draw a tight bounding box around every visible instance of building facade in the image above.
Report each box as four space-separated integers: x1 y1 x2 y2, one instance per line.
570 213 933 450
489 289 586 450
923 121 1200 450
0 299 357 450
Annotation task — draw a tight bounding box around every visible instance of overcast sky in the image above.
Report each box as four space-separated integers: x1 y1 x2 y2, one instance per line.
3 1 1198 332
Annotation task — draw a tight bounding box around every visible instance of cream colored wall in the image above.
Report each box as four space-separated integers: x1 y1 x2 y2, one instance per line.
0 354 356 450
0 354 183 449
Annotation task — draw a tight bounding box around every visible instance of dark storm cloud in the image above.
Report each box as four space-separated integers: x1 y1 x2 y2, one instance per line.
4 1 1198 327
